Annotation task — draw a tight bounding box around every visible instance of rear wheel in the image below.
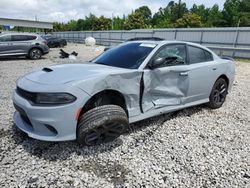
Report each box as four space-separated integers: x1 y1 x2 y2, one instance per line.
77 105 128 146
29 48 42 60
207 78 228 109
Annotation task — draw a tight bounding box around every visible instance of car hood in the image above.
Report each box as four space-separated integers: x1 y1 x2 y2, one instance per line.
24 63 129 85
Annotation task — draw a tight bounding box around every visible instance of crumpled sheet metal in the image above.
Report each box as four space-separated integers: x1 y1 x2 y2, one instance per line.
78 71 142 117
142 68 188 112
78 66 188 117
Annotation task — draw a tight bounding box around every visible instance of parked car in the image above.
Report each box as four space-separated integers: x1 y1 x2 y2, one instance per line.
42 35 67 48
0 33 49 59
12 40 235 145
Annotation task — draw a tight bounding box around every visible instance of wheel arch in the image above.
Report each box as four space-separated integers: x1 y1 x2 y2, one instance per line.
80 89 128 117
217 74 229 86
28 46 44 55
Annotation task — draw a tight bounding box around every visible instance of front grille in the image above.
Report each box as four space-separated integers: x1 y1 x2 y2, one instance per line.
16 87 36 103
13 103 32 126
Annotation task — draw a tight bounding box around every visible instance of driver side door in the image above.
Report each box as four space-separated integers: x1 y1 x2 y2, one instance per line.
142 44 190 112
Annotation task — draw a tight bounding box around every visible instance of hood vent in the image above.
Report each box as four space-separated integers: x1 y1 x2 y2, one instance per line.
42 67 53 72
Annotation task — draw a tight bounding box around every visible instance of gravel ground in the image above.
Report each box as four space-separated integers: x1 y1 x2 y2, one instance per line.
0 43 249 187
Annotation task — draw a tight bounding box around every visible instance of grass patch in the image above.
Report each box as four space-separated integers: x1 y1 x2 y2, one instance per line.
235 58 250 63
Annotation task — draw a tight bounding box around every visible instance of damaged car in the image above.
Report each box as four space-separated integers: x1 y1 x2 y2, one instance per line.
12 40 235 145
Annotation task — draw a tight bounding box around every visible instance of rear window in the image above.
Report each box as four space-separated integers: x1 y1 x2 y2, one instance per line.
188 46 213 64
93 42 156 69
11 35 37 41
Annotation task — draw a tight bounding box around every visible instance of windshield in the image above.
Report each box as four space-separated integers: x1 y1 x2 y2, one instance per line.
93 42 156 69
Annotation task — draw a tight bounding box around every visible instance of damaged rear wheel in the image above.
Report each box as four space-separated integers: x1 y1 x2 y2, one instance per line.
77 105 128 146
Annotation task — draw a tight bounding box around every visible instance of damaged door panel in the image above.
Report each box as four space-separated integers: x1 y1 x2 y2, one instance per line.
142 66 189 112
141 43 190 112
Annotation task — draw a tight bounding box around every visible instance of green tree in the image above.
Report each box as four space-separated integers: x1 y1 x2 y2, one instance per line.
124 11 147 30
207 4 225 27
53 22 68 31
222 0 241 26
135 6 152 25
152 7 171 28
174 13 202 28
238 0 250 26
169 0 188 23
67 20 77 31
94 16 112 30
240 12 250 26
113 16 125 30
191 4 210 26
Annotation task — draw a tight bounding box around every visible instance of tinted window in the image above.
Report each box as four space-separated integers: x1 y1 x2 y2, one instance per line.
188 46 213 64
153 44 187 67
0 35 11 42
11 35 37 41
204 50 213 61
93 42 156 69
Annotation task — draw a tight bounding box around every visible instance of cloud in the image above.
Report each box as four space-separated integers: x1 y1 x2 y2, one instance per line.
0 0 226 23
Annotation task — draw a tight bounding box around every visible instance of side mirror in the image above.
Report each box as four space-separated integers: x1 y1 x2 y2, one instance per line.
104 47 111 51
148 56 180 69
148 57 165 69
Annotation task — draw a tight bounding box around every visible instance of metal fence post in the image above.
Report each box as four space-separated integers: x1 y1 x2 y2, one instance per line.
232 28 240 58
174 29 177 40
152 30 155 37
200 30 204 44
109 32 111 46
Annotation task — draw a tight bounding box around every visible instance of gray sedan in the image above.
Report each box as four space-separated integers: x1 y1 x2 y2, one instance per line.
12 40 235 145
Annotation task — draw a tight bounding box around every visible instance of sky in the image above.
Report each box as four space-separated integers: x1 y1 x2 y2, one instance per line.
0 0 226 23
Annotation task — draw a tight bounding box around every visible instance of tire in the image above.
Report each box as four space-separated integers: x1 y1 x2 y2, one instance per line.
29 48 42 60
77 105 128 146
207 78 228 109
59 42 64 48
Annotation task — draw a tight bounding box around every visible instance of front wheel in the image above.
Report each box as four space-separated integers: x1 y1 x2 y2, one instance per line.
77 105 128 146
207 78 228 109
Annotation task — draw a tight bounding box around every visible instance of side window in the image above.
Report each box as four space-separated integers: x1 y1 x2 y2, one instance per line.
188 46 213 64
11 35 25 41
153 44 187 67
204 50 213 61
0 35 11 42
11 35 37 41
26 35 37 40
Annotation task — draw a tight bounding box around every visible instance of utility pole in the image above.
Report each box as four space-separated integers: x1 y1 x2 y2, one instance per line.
111 13 114 30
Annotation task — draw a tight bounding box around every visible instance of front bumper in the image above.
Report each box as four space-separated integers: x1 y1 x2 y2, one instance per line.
12 89 86 141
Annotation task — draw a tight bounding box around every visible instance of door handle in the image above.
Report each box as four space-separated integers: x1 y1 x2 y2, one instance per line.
212 68 217 71
179 72 188 76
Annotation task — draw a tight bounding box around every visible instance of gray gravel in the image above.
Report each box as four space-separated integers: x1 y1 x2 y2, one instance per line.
0 44 250 187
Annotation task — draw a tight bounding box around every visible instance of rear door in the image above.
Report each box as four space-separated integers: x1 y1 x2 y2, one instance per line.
142 44 190 112
184 45 217 103
0 35 12 54
10 35 36 54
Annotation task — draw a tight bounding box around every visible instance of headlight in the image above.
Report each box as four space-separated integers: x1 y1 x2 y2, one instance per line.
36 93 76 105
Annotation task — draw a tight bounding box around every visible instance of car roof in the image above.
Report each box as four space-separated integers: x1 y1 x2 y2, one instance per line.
124 40 218 58
0 32 39 36
126 40 212 50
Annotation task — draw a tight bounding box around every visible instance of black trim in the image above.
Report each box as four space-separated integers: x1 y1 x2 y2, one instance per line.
13 103 32 126
139 72 144 113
